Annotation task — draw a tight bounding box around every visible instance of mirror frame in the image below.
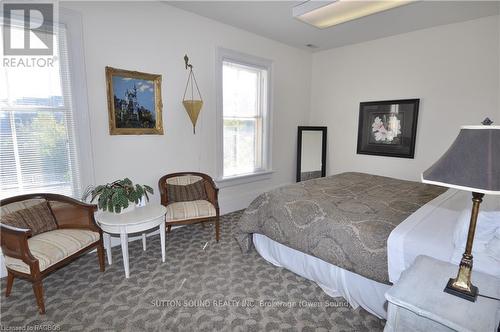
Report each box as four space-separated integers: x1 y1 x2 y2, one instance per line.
296 126 327 182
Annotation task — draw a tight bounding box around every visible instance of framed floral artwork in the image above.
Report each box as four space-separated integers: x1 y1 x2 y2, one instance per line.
356 99 419 158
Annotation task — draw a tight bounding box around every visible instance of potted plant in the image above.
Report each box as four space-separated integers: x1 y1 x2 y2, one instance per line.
82 178 154 213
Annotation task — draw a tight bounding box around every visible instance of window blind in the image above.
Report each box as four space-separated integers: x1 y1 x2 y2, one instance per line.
0 23 82 199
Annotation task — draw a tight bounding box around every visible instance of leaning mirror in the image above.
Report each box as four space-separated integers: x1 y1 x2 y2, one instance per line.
296 126 327 182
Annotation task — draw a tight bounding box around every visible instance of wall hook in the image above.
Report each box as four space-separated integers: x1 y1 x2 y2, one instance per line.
184 54 193 70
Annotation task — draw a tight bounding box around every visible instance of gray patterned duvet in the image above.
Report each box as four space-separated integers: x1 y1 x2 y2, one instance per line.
236 172 446 284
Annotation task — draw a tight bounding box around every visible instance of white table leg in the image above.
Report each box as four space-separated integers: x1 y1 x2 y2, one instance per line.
120 231 130 278
142 233 147 251
104 232 112 265
159 221 166 263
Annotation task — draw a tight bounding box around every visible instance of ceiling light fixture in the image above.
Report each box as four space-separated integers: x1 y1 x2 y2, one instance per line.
293 0 416 29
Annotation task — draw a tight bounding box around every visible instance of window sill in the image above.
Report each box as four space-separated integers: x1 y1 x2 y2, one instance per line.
216 170 274 188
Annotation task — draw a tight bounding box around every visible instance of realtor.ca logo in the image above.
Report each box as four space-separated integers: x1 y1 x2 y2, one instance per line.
2 2 56 67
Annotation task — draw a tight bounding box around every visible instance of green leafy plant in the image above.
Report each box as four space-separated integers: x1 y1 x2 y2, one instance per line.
82 178 154 213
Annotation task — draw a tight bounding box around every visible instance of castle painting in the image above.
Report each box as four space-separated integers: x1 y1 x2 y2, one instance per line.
106 67 164 135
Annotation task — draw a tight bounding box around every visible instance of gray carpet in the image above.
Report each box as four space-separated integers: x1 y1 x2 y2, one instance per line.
0 211 384 331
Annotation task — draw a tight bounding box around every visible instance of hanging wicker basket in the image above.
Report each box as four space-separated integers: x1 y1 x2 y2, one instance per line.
183 55 203 134
182 99 203 132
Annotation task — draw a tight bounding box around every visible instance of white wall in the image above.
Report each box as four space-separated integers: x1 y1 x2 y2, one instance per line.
498 14 500 121
310 15 500 181
61 1 312 213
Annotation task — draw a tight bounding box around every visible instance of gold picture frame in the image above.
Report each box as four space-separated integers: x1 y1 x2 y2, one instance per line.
105 66 164 135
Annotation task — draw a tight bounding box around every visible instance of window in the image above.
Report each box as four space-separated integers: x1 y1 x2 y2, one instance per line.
0 22 84 199
218 49 272 183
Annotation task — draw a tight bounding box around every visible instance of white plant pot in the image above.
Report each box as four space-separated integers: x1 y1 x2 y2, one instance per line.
136 196 147 208
118 204 136 214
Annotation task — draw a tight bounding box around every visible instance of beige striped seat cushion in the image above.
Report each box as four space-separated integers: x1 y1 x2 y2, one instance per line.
4 229 99 274
165 200 216 222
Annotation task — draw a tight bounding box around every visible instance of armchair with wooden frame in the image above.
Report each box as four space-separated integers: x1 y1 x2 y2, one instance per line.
0 193 105 314
158 172 220 242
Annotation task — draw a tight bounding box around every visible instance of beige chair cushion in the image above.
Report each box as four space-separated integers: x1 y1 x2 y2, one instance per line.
165 175 203 186
165 200 216 222
4 229 100 274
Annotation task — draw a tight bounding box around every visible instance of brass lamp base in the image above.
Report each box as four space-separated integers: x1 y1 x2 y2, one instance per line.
442 192 484 302
444 278 478 302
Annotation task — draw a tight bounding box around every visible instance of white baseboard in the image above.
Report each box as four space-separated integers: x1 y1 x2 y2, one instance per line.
219 181 290 214
0 255 6 278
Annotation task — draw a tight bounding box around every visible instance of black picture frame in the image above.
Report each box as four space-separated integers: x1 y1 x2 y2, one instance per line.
357 99 419 159
296 126 327 182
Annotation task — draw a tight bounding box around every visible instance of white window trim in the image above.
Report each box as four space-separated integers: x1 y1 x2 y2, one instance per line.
215 47 273 188
60 8 95 192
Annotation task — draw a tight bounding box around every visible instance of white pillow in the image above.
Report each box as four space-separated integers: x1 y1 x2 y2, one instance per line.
485 231 500 262
453 209 500 254
451 197 500 278
481 195 500 211
450 248 500 278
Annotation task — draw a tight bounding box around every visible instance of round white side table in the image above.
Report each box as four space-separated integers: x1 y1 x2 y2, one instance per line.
95 204 166 278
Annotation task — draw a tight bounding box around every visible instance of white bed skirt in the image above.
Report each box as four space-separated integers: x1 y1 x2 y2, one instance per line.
253 233 391 319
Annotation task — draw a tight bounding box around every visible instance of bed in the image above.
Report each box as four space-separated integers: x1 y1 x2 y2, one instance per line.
236 172 495 319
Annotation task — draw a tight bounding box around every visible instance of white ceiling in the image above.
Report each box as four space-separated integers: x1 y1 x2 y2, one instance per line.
168 1 500 52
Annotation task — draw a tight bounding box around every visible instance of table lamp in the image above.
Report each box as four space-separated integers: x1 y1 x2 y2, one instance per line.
421 118 500 301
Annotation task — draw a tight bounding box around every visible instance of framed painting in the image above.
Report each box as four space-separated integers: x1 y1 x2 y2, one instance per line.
105 66 163 135
356 99 419 158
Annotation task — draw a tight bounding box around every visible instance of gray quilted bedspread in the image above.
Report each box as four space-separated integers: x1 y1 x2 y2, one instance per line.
235 172 446 284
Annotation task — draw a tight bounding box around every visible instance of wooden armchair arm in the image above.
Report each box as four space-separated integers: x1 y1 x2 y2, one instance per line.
46 195 99 232
0 224 37 265
203 180 219 213
159 177 168 206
